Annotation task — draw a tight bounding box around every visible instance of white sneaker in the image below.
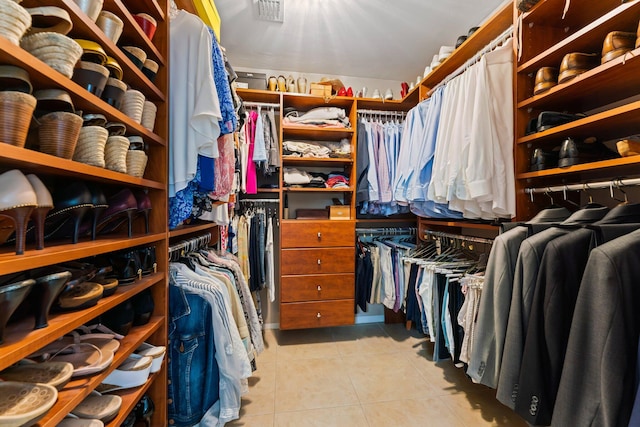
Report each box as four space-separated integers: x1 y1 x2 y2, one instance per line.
384 89 393 100
371 89 381 99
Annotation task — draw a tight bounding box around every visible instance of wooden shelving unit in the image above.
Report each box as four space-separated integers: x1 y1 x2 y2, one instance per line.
0 0 169 425
515 0 640 220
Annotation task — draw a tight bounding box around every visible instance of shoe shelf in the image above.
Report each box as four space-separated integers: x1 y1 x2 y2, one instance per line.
518 0 624 65
518 156 640 180
517 99 640 146
18 0 165 102
282 93 355 110
518 47 640 112
420 2 512 92
236 88 281 104
0 275 163 370
0 38 165 145
282 157 354 167
121 0 165 21
282 126 354 141
102 0 166 66
0 144 164 190
0 233 165 275
34 316 164 427
517 0 640 74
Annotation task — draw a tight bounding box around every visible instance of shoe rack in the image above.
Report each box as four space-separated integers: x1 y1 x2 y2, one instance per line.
514 0 640 220
0 0 168 425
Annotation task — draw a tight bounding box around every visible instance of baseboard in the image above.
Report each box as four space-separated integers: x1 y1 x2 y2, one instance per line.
355 314 385 324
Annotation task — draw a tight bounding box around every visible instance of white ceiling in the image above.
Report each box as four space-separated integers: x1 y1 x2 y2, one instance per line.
215 0 507 82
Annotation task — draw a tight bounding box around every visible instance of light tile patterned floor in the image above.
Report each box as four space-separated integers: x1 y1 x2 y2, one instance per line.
227 323 527 427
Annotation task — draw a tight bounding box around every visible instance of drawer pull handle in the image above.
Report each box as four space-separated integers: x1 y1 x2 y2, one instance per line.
317 285 322 291
317 312 322 318
317 232 322 239
317 259 321 265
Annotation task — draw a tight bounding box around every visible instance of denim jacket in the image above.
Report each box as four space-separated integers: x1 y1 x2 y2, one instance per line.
168 283 219 427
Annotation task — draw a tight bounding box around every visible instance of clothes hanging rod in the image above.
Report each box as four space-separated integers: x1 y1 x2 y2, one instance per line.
356 227 416 235
428 25 513 96
243 101 280 108
238 198 279 203
525 177 640 195
357 109 407 116
169 232 212 259
422 229 494 245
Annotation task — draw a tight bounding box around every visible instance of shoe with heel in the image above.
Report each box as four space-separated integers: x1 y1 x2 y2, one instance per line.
96 188 138 238
0 170 38 255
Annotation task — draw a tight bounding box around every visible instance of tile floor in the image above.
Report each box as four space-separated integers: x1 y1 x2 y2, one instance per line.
227 323 527 427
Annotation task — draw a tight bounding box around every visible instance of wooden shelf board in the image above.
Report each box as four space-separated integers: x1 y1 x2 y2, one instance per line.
517 156 640 180
517 99 640 145
103 0 167 66
169 222 218 238
282 126 354 141
518 1 640 74
0 144 164 189
35 317 164 427
236 88 281 104
282 219 355 225
0 277 163 370
356 218 416 224
0 38 165 146
282 93 355 110
0 233 165 275
256 188 281 193
355 97 414 110
418 218 500 231
282 157 354 167
518 46 640 111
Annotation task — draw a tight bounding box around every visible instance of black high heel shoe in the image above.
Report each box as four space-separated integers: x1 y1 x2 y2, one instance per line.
30 271 72 329
86 183 108 240
0 278 36 343
133 190 152 234
43 181 94 244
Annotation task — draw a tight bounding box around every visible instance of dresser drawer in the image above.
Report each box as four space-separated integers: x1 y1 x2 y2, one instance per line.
281 273 355 302
281 220 355 248
281 248 354 275
280 300 354 329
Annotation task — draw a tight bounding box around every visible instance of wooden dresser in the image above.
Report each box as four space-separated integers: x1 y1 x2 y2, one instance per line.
280 220 355 329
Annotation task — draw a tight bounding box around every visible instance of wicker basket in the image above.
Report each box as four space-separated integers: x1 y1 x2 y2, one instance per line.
121 89 145 123
0 91 36 147
72 0 103 22
20 33 82 78
38 111 83 158
96 10 123 44
0 0 31 45
141 101 156 131
126 149 147 177
104 135 129 173
73 125 108 167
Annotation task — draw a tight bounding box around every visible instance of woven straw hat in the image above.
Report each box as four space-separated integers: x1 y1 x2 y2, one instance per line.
105 121 126 136
121 89 145 123
38 111 83 158
75 39 107 65
122 46 146 69
20 33 82 78
73 125 108 167
73 61 109 97
0 91 37 148
127 135 145 151
126 149 147 177
26 6 73 35
34 89 74 116
141 100 156 131
101 77 126 109
142 58 158 82
72 0 104 22
96 10 123 44
104 135 129 173
0 0 31 45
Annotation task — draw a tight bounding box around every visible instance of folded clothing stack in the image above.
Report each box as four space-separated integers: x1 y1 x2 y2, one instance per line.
283 138 351 158
283 107 351 128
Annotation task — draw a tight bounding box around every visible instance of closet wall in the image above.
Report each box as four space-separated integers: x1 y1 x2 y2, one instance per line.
0 0 169 425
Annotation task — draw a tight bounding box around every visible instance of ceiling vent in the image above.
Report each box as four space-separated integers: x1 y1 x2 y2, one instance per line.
257 0 284 22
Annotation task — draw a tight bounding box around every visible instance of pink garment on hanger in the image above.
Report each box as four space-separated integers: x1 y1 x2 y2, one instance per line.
246 111 258 194
211 133 235 199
